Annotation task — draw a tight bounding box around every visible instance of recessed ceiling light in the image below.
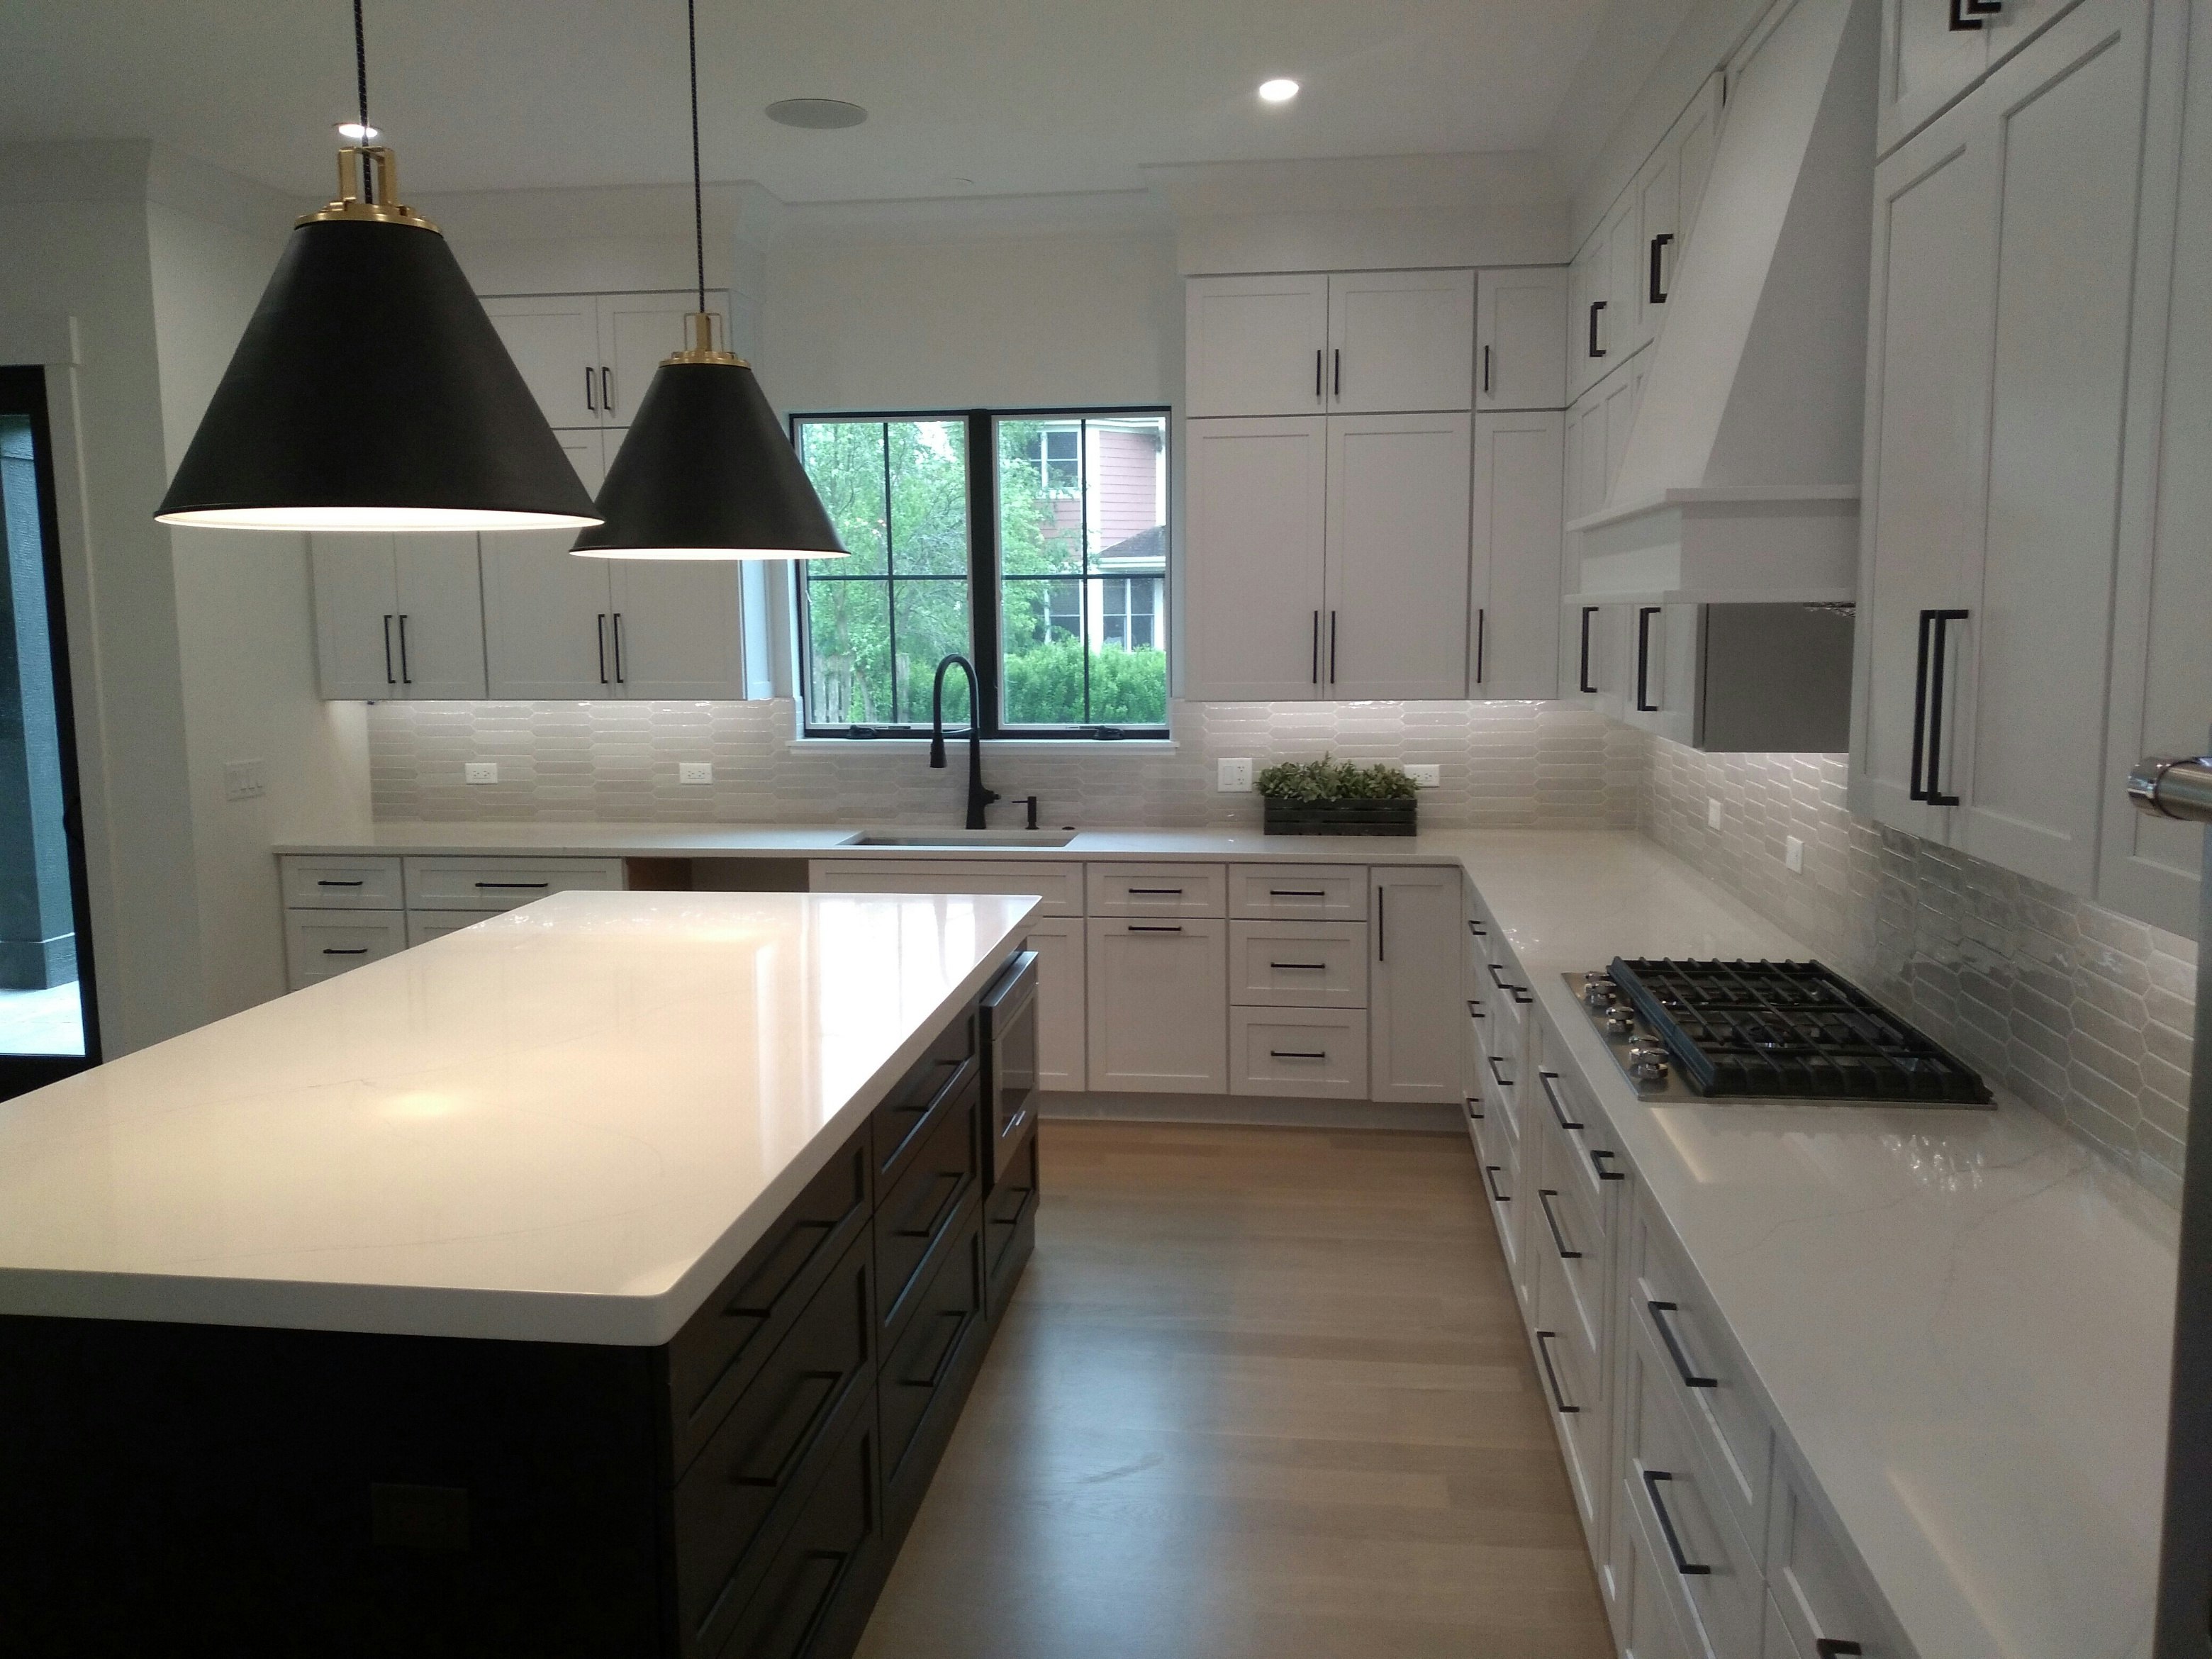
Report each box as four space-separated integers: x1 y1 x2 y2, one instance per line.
766 98 868 130
335 120 379 142
1258 78 1300 104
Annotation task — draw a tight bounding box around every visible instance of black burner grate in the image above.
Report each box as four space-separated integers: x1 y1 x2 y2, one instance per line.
1607 958 1991 1103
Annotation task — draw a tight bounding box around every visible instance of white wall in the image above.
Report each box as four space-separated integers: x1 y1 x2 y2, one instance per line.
148 195 373 1021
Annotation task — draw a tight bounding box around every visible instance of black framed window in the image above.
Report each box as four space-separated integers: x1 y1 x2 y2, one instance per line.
793 408 1169 739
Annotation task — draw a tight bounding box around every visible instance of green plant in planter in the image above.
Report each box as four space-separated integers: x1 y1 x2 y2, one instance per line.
1254 756 1419 804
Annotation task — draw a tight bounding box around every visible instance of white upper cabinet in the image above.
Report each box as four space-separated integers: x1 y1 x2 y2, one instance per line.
481 531 621 700
481 290 730 428
1472 411 1566 700
1634 72 1724 344
1184 275 1331 417
310 534 486 701
1324 413 1473 700
1879 0 2089 154
1324 269 1475 413
607 560 747 699
1477 267 1569 412
1180 417 1329 700
1853 0 2157 900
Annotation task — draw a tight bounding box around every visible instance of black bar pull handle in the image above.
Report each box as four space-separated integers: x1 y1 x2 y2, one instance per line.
1580 606 1599 695
1487 1053 1514 1090
1482 343 1492 396
1465 1095 1485 1119
1589 299 1608 359
1950 0 1987 26
321 946 371 956
1375 886 1385 961
584 365 597 413
396 614 412 684
1475 606 1487 685
1468 996 1486 1021
1536 1331 1579 1414
1643 1470 1711 1575
597 614 610 685
1315 347 1324 400
1468 919 1487 937
1128 887 1185 895
1483 1165 1510 1203
1127 924 1185 933
613 613 627 684
1635 607 1660 713
1329 610 1338 684
1590 1147 1626 1182
1815 1643 1865 1658
1650 233 1675 303
1648 1301 1719 1389
1926 610 1965 806
1539 1070 1582 1132
1269 1049 1329 1061
381 615 396 686
1538 1189 1581 1259
1332 347 1341 396
601 366 613 413
315 878 364 888
1311 610 1320 685
1269 961 1328 972
474 881 551 890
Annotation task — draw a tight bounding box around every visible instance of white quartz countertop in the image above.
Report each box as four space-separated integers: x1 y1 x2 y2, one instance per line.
0 890 1035 1346
1455 834 2175 1659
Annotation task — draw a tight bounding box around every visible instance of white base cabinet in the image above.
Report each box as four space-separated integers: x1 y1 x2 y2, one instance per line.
1369 866 1467 1104
1086 917 1229 1093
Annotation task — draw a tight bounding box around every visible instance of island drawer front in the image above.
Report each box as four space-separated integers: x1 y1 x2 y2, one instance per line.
1629 1195 1772 1552
983 1124 1039 1322
401 856 625 913
1228 920 1370 1007
710 1378 886 1659
665 1128 873 1476
880 1192 988 1532
284 909 407 988
279 854 402 910
1227 864 1368 920
675 1231 875 1656
1535 1125 1607 1378
875 1072 982 1351
1532 1245 1607 1543
872 1018 978 1191
810 859 1083 918
1229 1007 1370 1098
1086 861 1227 917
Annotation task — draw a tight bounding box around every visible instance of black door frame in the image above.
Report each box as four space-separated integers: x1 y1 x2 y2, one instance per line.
0 364 101 1097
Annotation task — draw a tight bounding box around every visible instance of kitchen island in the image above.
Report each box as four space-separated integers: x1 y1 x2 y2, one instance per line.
0 890 1040 1657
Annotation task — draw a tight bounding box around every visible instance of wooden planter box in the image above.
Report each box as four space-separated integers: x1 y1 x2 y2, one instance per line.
1261 798 1417 837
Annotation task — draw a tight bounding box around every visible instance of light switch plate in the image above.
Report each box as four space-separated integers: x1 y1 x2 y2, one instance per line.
1784 835 1805 873
222 759 266 802
1707 798 1724 830
1217 758 1253 793
1404 764 1441 788
464 762 498 785
679 762 713 785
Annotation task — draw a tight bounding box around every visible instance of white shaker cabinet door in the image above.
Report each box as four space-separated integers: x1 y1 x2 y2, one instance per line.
1369 866 1467 1105
1185 275 1329 418
1878 0 1990 155
389 535 488 700
1472 411 1566 701
1180 417 1327 701
482 530 618 700
1477 267 1568 413
1953 0 2150 897
479 294 605 428
1322 412 1472 701
1085 917 1228 1094
610 560 747 700
310 535 402 700
1325 268 1475 414
1020 917 1087 1093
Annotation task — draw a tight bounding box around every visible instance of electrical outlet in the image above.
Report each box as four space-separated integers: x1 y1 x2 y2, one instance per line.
1784 835 1805 873
464 762 499 785
1707 798 1724 830
1404 764 1441 788
1217 757 1253 793
678 761 713 785
221 759 265 802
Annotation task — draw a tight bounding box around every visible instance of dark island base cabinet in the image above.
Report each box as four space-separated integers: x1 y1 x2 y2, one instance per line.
0 988 1034 1659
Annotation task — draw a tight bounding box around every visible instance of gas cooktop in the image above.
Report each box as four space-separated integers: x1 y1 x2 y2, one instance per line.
1574 958 1992 1106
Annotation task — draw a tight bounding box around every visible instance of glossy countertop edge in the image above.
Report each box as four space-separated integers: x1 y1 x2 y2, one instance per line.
1464 837 2174 1659
0 893 1039 1349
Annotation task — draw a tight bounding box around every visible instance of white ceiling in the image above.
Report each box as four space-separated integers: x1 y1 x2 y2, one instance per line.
0 0 1614 204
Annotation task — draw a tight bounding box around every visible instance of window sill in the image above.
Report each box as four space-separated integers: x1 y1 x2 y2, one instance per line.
786 734 1177 754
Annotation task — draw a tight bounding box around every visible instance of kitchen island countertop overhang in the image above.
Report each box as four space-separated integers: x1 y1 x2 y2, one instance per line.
0 888 1039 1346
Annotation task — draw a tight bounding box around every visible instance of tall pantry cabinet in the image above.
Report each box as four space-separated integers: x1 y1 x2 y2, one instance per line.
1851 0 2200 927
1181 267 1568 703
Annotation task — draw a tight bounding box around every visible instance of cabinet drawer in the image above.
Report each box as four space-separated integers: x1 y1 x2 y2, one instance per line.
1536 1030 1631 1209
1768 1463 1899 1659
1227 920 1369 1007
1227 864 1368 920
1086 861 1226 917
880 1193 988 1520
1229 1007 1370 1098
875 1071 981 1350
871 1015 978 1190
1536 1127 1608 1375
401 856 624 912
1629 1195 1773 1552
663 1129 872 1476
404 912 479 949
672 1232 873 1658
983 1122 1039 1321
1623 1307 1765 1659
810 858 1083 918
284 910 407 987
1533 1250 1607 1543
280 855 402 911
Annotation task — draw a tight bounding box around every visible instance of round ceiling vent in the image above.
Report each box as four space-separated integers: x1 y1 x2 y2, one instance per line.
766 99 868 130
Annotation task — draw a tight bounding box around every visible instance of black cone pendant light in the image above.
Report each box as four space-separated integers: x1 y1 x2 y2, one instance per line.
155 2 598 533
569 0 844 560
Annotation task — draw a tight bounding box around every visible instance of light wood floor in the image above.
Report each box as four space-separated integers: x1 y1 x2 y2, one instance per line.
854 1120 1613 1659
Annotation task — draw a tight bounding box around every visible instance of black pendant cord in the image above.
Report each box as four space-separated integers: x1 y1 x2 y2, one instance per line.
352 0 369 135
688 0 705 315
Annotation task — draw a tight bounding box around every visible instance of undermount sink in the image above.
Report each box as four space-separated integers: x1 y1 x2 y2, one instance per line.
841 829 1078 849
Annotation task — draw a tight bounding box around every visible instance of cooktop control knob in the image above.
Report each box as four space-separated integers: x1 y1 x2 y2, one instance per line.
1627 1042 1670 1084
1604 1010 1635 1037
1582 975 1617 1011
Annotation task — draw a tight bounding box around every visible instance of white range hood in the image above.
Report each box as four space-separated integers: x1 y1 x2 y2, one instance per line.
1570 0 1877 607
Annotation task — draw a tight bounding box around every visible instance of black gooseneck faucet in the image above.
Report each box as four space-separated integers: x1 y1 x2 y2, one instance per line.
929 654 999 830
